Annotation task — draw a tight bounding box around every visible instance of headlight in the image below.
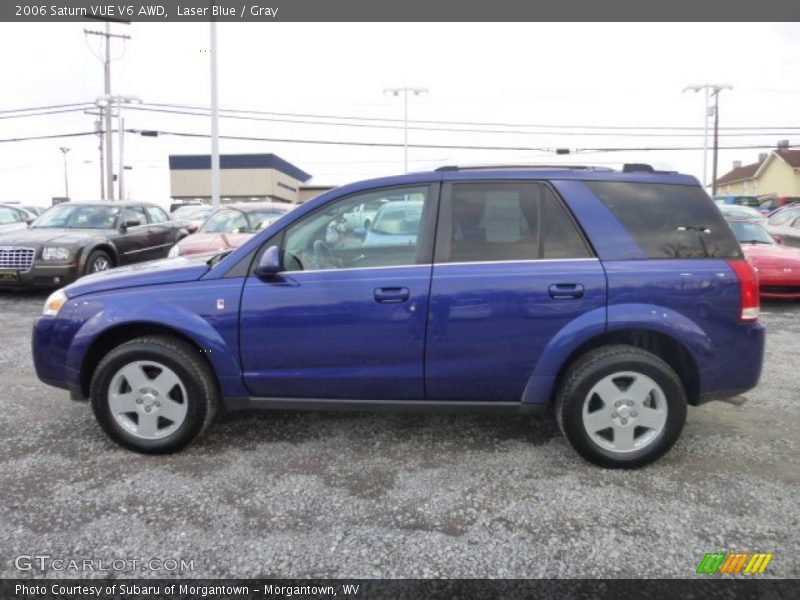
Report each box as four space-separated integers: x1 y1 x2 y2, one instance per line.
168 244 180 258
42 247 71 261
43 289 67 316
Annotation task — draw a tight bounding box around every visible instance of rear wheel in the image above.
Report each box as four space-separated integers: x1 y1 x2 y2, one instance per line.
555 345 687 468
90 336 219 453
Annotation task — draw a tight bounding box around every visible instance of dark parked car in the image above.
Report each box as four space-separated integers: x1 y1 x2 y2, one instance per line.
0 201 185 288
33 165 764 468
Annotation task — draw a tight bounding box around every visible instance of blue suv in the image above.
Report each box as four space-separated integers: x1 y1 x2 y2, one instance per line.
32 165 765 467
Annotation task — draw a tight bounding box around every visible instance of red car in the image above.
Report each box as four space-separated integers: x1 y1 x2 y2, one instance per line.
727 218 800 299
168 202 293 257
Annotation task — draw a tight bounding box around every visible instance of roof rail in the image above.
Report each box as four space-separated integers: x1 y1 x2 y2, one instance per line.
622 163 677 175
434 164 614 172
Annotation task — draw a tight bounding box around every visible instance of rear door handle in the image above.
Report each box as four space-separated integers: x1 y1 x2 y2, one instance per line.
374 287 410 303
548 283 585 299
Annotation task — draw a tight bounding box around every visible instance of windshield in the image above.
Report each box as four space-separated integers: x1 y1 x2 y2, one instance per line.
247 209 287 231
172 205 212 220
729 221 774 245
721 206 763 220
370 204 423 236
201 210 248 233
33 205 118 229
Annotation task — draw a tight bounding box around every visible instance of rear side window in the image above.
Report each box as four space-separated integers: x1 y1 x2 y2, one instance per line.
439 182 592 263
586 182 742 259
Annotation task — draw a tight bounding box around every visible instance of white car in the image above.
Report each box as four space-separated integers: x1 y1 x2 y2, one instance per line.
0 204 34 234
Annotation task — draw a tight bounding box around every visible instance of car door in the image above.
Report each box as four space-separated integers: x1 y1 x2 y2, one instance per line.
239 183 438 400
425 180 607 402
115 205 153 265
144 205 175 259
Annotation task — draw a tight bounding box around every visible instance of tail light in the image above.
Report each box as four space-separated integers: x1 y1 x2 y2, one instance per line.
727 260 760 322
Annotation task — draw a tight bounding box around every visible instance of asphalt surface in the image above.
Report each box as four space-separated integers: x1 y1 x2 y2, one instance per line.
0 289 798 579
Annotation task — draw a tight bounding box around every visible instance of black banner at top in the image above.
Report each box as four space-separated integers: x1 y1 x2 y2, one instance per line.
2 0 800 22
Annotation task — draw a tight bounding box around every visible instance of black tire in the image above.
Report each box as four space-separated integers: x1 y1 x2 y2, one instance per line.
84 249 114 275
90 335 219 454
555 344 687 469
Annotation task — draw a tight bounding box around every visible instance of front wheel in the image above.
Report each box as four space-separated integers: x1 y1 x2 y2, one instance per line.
84 250 113 275
555 345 687 468
90 336 219 453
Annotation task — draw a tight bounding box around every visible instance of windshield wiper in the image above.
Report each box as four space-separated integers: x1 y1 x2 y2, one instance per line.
739 239 771 245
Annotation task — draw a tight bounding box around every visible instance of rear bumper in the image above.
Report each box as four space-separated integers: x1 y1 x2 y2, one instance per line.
0 262 80 289
698 322 765 403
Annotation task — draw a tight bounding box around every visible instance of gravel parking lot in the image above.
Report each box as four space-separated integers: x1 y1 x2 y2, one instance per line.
0 290 798 579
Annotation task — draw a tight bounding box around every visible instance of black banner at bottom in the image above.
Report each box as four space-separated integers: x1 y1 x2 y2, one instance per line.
2 579 800 600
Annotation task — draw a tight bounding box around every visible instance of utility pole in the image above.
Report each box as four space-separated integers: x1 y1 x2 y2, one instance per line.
59 147 71 199
384 87 428 173
683 83 732 192
210 19 221 208
84 22 130 200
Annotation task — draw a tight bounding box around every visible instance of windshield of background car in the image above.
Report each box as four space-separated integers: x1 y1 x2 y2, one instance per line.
246 209 288 231
32 205 118 229
729 221 775 245
767 207 800 226
201 209 248 233
586 182 742 259
173 205 212 220
721 205 764 220
370 204 423 235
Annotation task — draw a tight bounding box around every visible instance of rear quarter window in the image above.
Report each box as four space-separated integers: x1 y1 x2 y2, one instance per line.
586 181 742 259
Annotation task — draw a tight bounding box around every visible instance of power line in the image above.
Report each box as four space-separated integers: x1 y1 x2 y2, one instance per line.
128 104 800 139
0 106 96 120
0 102 94 115
142 100 800 132
0 131 100 143
129 128 798 153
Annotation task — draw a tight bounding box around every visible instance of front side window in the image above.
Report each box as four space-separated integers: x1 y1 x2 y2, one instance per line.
587 181 742 259
282 186 430 272
439 182 592 263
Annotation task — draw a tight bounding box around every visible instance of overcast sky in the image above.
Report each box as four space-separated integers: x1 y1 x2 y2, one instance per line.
1 22 799 207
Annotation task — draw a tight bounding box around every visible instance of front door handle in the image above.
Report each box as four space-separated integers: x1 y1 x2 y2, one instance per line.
548 283 585 299
374 287 410 303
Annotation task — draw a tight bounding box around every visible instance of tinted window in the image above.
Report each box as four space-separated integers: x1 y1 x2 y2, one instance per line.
283 186 430 272
587 182 742 259
441 182 591 263
145 206 168 223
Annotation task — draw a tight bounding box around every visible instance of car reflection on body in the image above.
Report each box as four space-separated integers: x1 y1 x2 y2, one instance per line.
727 218 800 299
168 202 293 257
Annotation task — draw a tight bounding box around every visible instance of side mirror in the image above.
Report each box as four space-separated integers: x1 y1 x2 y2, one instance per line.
24 217 35 226
254 245 281 278
187 223 199 234
353 226 367 239
121 219 140 232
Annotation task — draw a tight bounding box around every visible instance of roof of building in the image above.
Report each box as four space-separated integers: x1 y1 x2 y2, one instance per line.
168 153 312 182
715 148 800 185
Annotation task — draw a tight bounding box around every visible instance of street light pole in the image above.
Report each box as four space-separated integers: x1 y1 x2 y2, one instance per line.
59 147 71 199
384 87 428 173
683 83 732 191
97 95 141 201
210 19 221 209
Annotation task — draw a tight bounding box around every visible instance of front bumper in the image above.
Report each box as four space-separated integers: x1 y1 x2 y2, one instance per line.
0 262 80 289
32 313 83 397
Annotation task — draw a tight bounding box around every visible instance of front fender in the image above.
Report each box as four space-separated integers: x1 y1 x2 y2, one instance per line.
65 295 246 396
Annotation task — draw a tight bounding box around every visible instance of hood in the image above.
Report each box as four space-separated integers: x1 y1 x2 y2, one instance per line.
0 227 106 247
65 255 211 298
742 243 800 267
177 231 253 256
